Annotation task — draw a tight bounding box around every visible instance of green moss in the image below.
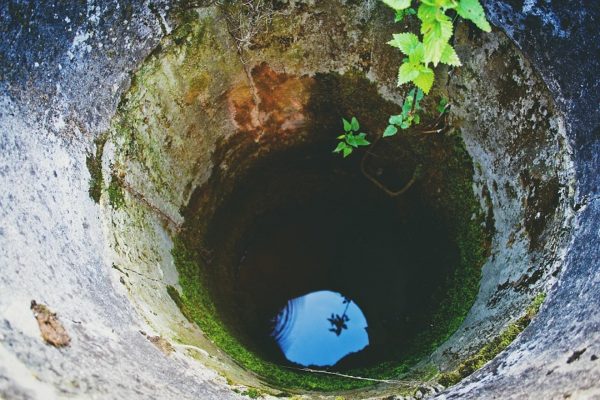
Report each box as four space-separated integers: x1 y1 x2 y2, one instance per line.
242 388 263 399
110 12 489 391
85 134 108 203
173 237 376 392
438 293 546 387
107 169 125 209
105 11 243 210
171 129 489 391
166 285 195 323
165 67 491 391
85 134 126 209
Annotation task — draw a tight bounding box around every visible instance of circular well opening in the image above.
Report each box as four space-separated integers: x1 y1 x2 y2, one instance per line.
100 8 573 393
207 143 464 372
174 87 490 388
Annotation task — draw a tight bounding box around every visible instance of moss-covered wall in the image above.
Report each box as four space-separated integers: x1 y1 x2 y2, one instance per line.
91 1 575 398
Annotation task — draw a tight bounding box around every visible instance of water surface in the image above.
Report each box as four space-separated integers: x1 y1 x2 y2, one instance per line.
272 290 369 367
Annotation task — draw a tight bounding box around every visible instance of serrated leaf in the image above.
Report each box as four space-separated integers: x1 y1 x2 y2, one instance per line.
383 125 399 137
457 0 491 32
408 43 425 64
342 118 351 132
440 43 462 66
422 0 459 9
380 0 411 11
417 4 437 22
351 117 360 131
422 14 453 66
397 62 420 86
389 115 403 125
441 0 459 9
388 33 421 56
333 142 346 153
414 67 435 94
343 146 352 157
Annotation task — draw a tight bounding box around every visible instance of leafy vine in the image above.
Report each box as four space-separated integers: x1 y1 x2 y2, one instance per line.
335 0 491 154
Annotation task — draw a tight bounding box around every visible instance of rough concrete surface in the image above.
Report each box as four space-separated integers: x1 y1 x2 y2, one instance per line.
0 1 599 399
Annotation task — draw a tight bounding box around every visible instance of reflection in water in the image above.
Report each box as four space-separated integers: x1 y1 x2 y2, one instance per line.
272 290 369 367
328 296 351 336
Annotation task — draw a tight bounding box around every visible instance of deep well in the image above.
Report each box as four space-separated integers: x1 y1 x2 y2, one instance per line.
1 1 599 399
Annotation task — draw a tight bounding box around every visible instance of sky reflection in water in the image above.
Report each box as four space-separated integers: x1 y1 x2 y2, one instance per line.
272 290 369 367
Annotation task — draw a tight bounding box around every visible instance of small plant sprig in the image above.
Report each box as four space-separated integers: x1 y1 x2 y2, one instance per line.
382 0 491 94
333 1 490 157
437 96 449 113
383 87 424 137
334 117 370 158
394 6 416 22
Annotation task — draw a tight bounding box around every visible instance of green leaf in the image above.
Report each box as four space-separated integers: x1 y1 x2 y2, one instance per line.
413 114 421 124
380 0 411 11
422 14 453 66
333 142 346 153
354 133 370 146
414 66 435 94
402 96 413 115
407 7 417 15
395 9 406 22
346 135 359 148
342 146 352 158
422 0 459 9
337 134 346 139
457 0 491 32
417 4 437 23
416 88 424 101
345 133 369 147
342 118 351 132
440 43 462 66
387 33 420 56
437 97 449 113
400 120 410 129
383 125 399 137
351 117 360 131
389 115 404 125
408 42 425 64
397 62 420 86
